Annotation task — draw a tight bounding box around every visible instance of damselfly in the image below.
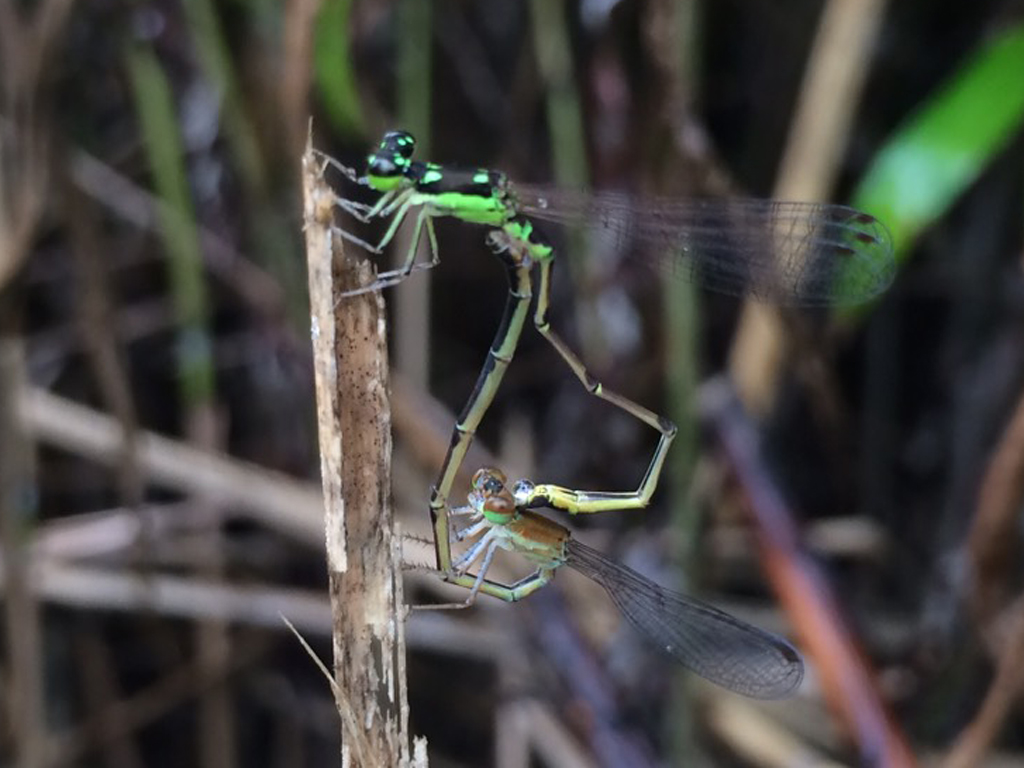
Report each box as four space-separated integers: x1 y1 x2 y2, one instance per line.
444 467 804 700
318 131 894 591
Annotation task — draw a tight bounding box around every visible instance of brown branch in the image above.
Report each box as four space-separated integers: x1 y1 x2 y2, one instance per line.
946 378 1024 766
943 595 1024 768
700 377 917 767
967 384 1024 622
18 386 324 546
301 135 421 766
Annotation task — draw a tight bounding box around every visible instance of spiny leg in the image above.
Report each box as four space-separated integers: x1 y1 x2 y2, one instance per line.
414 524 555 609
524 258 678 514
451 529 496 573
416 567 555 610
366 193 417 253
405 517 494 611
463 541 500 603
429 261 534 575
313 149 405 229
314 149 416 230
454 517 490 544
313 149 363 185
322 173 419 255
337 203 439 298
325 193 396 252
322 183 411 256
362 209 441 290
453 568 554 602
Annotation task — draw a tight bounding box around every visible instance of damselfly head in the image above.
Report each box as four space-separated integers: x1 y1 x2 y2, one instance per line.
366 131 417 191
470 467 507 494
486 230 510 254
468 468 518 524
380 130 416 160
511 479 535 506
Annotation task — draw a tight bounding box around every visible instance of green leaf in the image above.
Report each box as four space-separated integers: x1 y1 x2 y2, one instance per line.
314 0 366 138
126 44 215 404
853 23 1024 262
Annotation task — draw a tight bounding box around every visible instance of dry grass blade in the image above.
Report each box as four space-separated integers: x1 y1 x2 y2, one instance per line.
729 0 890 413
280 614 373 767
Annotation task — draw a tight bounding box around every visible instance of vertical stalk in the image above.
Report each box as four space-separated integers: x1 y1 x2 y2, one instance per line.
394 0 433 390
0 339 46 768
729 0 888 414
646 0 703 761
185 0 310 331
528 0 600 364
126 44 232 768
302 138 420 766
125 44 215 408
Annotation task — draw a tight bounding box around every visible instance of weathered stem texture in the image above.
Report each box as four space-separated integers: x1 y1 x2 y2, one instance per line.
301 137 420 766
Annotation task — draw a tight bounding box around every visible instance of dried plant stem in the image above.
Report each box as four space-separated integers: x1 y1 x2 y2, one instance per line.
700 378 916 767
18 386 323 545
301 137 421 766
967 384 1024 620
946 383 1024 767
943 596 1024 768
729 0 888 413
0 339 46 768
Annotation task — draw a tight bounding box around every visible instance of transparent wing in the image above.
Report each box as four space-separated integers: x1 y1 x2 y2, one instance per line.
515 185 894 306
565 539 804 699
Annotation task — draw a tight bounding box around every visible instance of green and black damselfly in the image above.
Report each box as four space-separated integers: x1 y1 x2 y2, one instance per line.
444 466 803 699
318 131 894 596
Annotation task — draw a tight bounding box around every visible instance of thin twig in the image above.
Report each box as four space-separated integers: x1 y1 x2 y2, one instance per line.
17 386 323 546
967 383 1024 622
280 614 372 765
945 379 1024 766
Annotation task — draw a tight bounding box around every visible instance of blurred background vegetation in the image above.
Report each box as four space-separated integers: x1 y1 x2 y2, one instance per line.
2 0 1024 766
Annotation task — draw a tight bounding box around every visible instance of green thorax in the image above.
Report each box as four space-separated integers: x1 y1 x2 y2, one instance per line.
411 162 513 227
363 130 554 261
406 162 554 262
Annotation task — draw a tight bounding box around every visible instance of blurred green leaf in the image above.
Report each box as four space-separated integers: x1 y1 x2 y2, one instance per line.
853 22 1024 261
314 0 366 138
185 0 308 330
184 0 267 193
397 0 431 149
126 44 215 404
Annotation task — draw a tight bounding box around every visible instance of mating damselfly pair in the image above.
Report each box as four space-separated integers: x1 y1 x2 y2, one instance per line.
317 131 894 699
